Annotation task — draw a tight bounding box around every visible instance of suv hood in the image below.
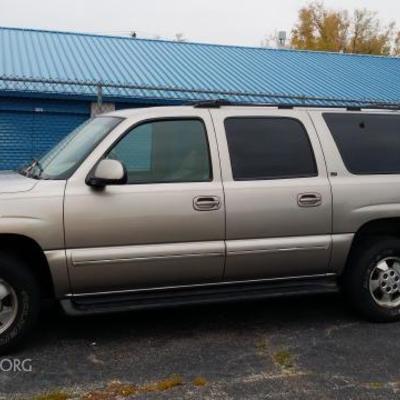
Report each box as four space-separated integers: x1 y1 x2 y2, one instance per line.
0 171 38 194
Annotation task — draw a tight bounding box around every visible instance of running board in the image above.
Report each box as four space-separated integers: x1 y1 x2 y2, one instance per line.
61 276 338 316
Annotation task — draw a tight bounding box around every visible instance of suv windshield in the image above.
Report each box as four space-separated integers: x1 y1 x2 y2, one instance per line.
19 116 122 180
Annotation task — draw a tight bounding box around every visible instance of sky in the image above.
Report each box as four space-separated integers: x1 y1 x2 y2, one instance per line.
0 0 399 47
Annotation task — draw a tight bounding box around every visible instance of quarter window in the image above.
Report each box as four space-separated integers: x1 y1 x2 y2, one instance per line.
107 119 211 184
225 117 317 181
324 113 400 175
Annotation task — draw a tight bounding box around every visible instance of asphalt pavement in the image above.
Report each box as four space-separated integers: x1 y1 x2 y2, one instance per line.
1 293 400 399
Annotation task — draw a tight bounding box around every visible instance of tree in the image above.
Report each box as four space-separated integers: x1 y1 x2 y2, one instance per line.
291 3 349 52
393 31 400 56
350 9 394 55
291 2 398 56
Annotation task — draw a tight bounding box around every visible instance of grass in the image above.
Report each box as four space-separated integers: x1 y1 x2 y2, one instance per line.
31 392 70 400
142 374 183 392
255 338 268 353
80 375 183 400
272 350 295 371
367 382 384 389
30 375 185 400
193 376 207 387
82 381 138 399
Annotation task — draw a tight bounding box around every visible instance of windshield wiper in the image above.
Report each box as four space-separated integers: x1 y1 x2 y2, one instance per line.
30 159 44 179
21 159 44 179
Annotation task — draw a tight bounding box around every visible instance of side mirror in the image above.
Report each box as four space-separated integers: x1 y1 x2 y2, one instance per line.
86 159 127 188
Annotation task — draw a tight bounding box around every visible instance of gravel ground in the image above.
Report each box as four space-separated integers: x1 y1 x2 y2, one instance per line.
1 293 400 399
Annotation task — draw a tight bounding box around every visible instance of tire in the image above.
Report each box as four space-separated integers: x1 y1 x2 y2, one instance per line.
0 252 40 354
342 236 400 322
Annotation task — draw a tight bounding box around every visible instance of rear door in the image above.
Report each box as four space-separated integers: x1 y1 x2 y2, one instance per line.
211 108 332 281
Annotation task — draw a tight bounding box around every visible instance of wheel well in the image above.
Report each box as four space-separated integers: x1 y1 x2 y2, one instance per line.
352 218 400 248
0 234 55 299
341 218 400 278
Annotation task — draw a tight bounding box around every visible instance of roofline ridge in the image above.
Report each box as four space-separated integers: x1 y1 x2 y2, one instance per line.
0 25 399 60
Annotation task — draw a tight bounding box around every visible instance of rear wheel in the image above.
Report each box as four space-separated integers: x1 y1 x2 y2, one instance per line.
343 237 400 322
0 252 40 354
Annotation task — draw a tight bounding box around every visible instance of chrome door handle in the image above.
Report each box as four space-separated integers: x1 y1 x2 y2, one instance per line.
297 193 322 207
193 196 221 211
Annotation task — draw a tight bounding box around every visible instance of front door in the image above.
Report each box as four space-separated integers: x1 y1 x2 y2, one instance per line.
64 110 225 294
211 109 332 281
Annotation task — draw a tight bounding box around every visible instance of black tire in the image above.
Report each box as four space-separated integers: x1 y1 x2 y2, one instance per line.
0 252 40 354
342 236 400 322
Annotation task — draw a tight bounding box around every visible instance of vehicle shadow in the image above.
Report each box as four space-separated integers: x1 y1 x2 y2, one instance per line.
31 292 355 348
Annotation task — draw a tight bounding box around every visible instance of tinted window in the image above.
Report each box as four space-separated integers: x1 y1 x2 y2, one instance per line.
107 119 211 184
225 118 317 180
324 113 400 174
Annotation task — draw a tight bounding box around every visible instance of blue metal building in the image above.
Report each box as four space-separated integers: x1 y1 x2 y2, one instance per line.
0 26 400 170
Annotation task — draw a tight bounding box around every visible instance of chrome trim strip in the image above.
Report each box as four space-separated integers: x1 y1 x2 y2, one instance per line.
226 235 331 256
70 241 225 267
65 273 337 298
228 246 328 256
73 252 223 266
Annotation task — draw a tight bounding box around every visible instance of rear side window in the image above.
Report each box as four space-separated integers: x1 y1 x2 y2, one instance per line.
324 113 400 175
225 117 317 181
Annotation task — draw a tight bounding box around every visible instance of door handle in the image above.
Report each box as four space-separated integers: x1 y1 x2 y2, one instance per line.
193 196 221 211
297 193 322 208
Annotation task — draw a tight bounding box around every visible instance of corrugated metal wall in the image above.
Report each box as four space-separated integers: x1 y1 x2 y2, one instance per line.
1 27 400 171
0 98 89 170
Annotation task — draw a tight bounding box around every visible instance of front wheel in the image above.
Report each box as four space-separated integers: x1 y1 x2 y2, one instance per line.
343 237 400 322
0 253 40 354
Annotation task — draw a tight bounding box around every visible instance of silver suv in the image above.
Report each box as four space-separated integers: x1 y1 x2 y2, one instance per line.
1 103 400 353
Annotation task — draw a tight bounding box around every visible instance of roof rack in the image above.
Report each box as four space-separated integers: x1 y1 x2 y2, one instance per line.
191 99 400 111
193 99 233 108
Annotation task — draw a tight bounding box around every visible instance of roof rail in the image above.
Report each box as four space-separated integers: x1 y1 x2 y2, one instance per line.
193 99 233 108
190 99 400 111
346 106 362 111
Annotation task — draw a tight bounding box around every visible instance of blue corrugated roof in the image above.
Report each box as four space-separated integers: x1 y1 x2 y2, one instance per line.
0 26 400 106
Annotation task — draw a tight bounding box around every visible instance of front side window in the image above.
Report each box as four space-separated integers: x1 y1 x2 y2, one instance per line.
324 113 400 175
225 117 317 181
107 119 211 184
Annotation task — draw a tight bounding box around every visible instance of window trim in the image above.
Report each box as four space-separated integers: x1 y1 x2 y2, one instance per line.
224 116 319 182
323 112 400 176
91 117 214 185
